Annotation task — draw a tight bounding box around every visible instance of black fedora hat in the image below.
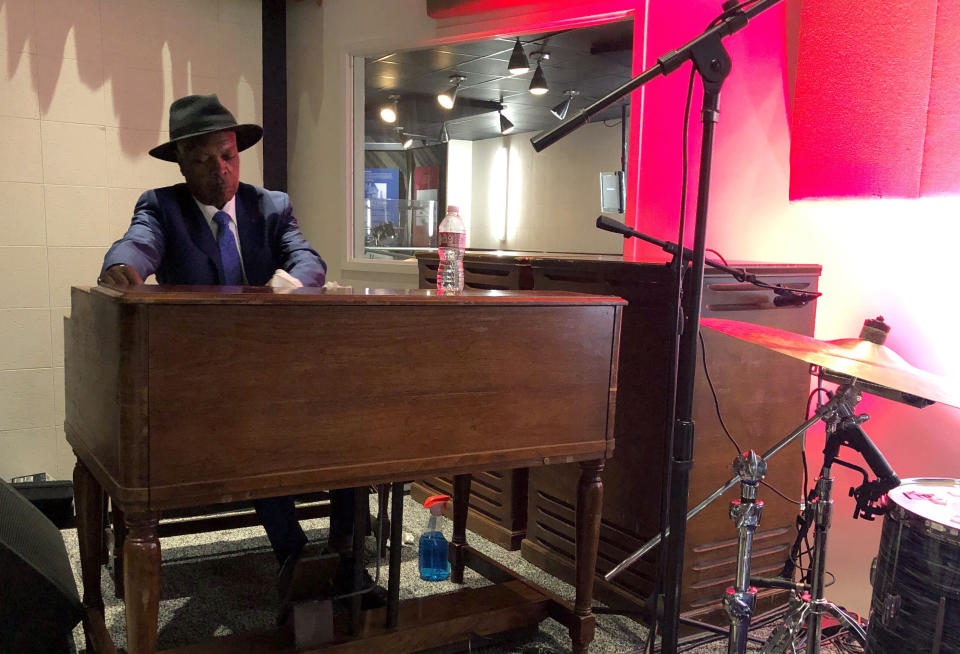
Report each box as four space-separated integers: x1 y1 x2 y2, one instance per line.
149 94 263 162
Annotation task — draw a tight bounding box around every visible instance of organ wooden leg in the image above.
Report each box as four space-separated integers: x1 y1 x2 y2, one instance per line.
572 459 604 654
124 511 161 654
112 504 126 599
74 458 106 652
386 481 405 628
451 473 472 583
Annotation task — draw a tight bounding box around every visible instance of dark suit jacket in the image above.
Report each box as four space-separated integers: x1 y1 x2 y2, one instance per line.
101 183 326 286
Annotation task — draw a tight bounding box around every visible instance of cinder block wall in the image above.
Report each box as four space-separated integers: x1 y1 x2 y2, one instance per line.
0 0 264 481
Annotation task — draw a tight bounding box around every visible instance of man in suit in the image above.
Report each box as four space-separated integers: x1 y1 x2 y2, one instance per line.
100 94 363 610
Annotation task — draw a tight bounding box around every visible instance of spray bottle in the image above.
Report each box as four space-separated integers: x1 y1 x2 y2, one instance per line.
419 494 451 581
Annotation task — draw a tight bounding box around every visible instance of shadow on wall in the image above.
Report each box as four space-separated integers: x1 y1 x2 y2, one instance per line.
0 0 260 156
284 0 323 175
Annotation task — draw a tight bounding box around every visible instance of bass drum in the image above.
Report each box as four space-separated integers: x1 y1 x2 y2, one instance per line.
866 478 960 654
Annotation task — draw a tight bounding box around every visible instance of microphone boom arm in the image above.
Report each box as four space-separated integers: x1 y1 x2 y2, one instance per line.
595 215 821 303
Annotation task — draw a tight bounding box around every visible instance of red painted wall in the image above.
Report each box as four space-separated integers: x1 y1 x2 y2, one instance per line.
790 0 960 198
790 0 938 198
626 0 960 615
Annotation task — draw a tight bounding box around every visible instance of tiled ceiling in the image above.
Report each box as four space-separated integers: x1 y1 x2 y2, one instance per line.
364 19 635 145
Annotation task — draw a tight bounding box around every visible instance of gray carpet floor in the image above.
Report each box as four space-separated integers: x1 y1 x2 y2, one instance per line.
61 494 851 653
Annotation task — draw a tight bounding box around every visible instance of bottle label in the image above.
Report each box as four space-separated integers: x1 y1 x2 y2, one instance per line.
438 231 465 249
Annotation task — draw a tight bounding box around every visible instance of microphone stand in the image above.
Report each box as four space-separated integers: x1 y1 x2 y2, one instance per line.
596 216 820 306
530 3 782 652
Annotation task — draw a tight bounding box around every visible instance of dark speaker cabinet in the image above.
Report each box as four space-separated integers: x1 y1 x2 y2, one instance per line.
518 257 820 624
414 253 819 624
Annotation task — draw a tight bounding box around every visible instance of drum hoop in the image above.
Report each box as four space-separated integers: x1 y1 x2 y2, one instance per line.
887 477 960 542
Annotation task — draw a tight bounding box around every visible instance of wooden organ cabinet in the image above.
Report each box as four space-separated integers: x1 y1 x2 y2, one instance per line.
413 253 821 624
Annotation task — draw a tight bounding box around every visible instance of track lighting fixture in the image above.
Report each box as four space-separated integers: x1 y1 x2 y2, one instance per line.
437 75 466 109
499 108 514 135
393 126 410 149
550 90 579 120
379 94 400 123
507 38 530 75
528 52 549 95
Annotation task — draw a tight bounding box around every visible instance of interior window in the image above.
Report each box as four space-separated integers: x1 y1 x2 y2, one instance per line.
354 20 634 261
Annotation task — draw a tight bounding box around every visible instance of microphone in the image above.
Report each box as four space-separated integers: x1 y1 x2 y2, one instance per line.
596 215 640 238
772 289 812 307
595 216 680 257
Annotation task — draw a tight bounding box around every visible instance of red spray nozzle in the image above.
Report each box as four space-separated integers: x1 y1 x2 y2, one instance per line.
424 494 451 510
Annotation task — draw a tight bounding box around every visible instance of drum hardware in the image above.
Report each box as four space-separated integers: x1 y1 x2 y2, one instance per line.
708 317 929 654
732 384 896 654
610 315 960 653
606 385 891 654
758 383 892 654
865 478 960 654
603 316 958 653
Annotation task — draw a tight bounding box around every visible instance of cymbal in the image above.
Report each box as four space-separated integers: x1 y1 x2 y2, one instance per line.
700 318 960 409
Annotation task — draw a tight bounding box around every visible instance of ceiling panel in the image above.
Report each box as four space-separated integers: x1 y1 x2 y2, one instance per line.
364 20 634 143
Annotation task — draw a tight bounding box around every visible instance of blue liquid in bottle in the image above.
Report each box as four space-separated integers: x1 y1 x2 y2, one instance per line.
418 530 450 581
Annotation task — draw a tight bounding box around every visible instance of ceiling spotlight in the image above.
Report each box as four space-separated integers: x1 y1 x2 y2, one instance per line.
528 52 549 95
402 134 415 149
507 38 530 75
499 109 514 135
550 90 579 120
379 94 400 123
438 75 466 109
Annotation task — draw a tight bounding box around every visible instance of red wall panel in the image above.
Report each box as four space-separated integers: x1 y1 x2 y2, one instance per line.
920 1 960 195
789 0 939 199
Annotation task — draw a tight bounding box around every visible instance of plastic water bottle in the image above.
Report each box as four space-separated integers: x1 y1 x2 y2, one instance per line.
437 205 465 292
418 494 451 581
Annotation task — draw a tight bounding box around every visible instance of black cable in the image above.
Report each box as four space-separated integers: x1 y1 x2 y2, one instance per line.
699 328 802 502
705 248 729 265
806 386 832 419
698 331 742 453
760 479 801 505
797 382 831 581
676 65 696 250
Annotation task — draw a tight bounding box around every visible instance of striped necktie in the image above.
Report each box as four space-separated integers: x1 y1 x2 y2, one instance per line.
213 211 243 285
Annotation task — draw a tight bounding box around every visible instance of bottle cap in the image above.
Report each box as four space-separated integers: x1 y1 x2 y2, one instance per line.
446 205 459 215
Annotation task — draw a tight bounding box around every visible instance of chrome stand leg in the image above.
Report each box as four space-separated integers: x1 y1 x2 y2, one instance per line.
725 451 766 654
804 475 833 654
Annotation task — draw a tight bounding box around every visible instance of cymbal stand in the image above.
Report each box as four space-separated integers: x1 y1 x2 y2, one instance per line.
724 450 766 654
605 409 822 580
605 397 828 653
761 384 899 654
607 384 896 653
